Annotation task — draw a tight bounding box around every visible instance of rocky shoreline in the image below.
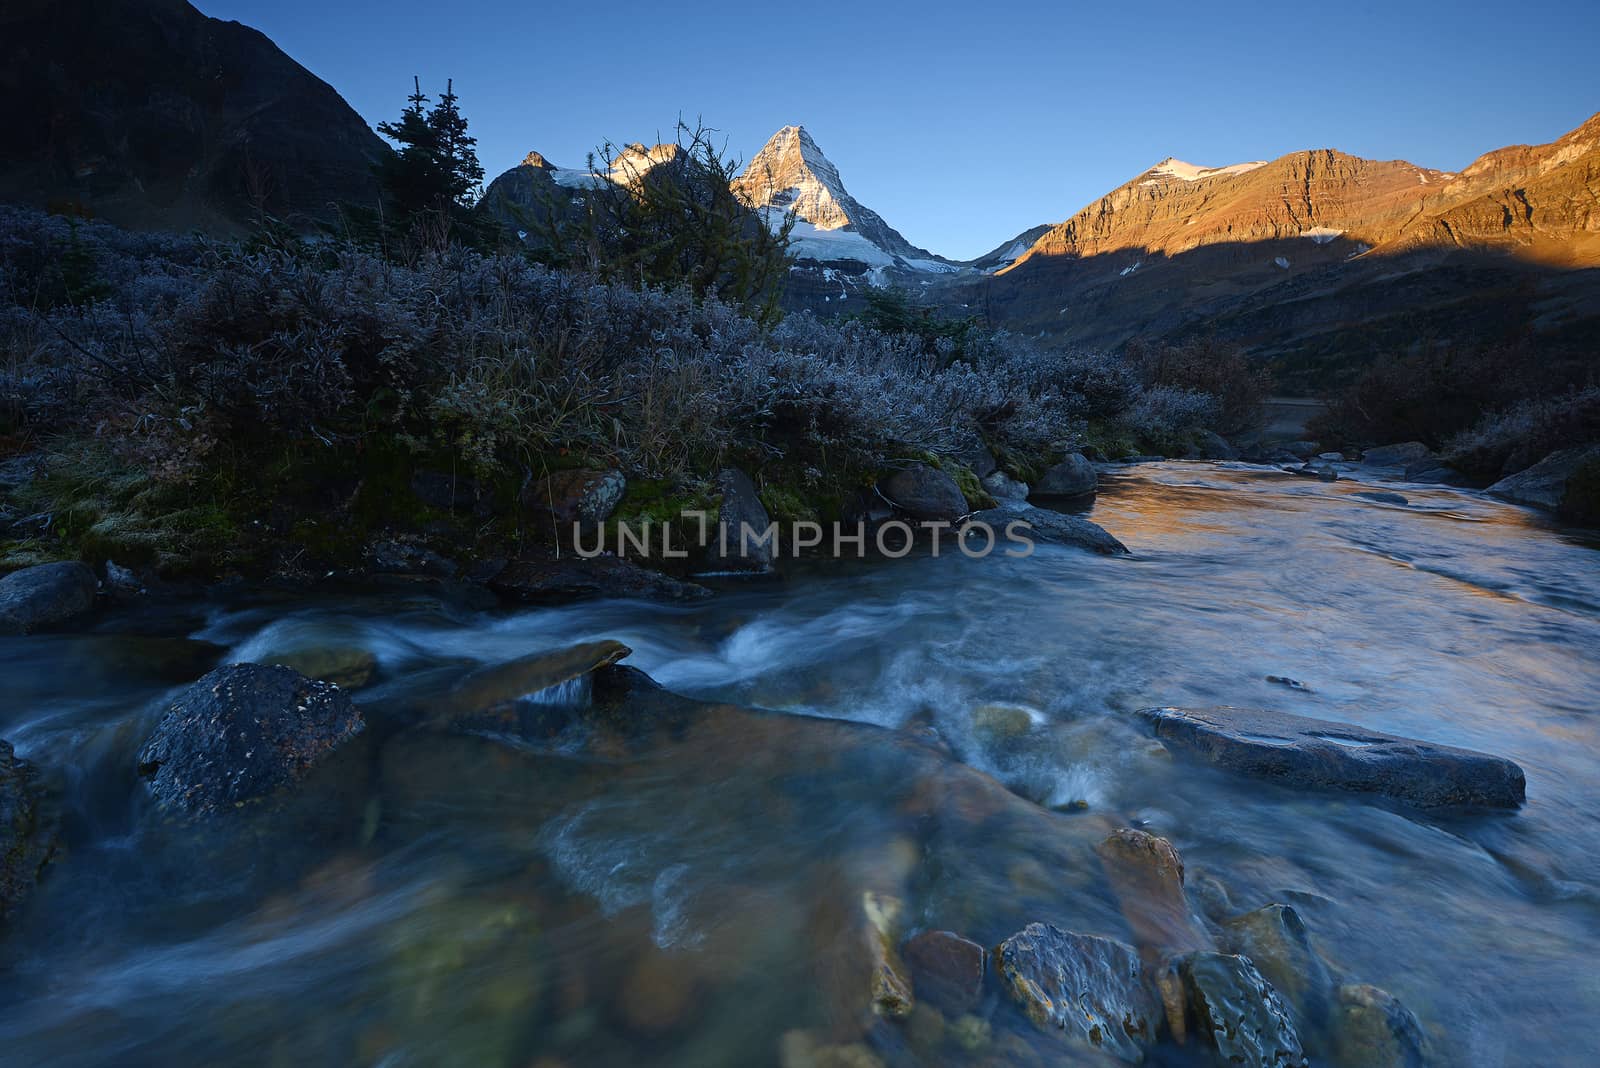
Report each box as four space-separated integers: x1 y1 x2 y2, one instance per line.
1 617 1529 1065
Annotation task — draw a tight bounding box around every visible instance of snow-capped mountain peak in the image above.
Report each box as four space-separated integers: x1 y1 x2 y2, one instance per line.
734 125 953 272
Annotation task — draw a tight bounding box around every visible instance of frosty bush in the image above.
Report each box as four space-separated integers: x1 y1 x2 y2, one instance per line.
0 204 1248 562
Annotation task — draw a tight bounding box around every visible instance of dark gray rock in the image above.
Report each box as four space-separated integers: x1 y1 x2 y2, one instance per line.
704 468 775 574
487 553 711 605
1034 453 1098 498
1 739 58 926
1331 983 1429 1068
410 469 490 515
1402 457 1470 486
880 464 968 523
1281 441 1320 460
994 923 1158 1062
1285 460 1340 482
981 470 1029 501
365 539 460 578
1353 491 1409 506
1178 951 1308 1067
524 468 627 529
1360 442 1432 468
969 503 1130 556
0 561 97 635
1485 444 1600 514
1187 431 1240 460
137 664 364 817
1220 905 1334 1030
1139 705 1525 809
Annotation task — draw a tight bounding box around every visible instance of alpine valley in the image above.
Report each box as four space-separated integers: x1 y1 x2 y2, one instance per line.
475 113 1600 388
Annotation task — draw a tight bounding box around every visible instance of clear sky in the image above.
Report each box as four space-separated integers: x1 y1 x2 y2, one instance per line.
201 0 1599 260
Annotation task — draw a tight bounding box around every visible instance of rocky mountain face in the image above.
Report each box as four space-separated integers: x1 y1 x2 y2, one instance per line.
0 0 389 233
728 126 967 311
970 111 1600 389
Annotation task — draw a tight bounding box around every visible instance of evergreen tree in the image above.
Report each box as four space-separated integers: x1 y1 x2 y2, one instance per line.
372 77 486 239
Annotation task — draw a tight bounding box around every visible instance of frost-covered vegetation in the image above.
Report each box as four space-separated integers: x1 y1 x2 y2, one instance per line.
1308 341 1597 471
0 206 1243 574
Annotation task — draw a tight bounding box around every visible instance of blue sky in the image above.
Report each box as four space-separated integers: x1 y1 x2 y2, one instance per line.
203 0 1599 260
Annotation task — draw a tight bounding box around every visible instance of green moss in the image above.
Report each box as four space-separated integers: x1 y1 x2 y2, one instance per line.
937 460 998 511
599 477 716 549
1080 420 1139 461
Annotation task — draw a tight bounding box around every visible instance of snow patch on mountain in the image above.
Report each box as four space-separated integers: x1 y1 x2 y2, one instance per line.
1143 157 1269 184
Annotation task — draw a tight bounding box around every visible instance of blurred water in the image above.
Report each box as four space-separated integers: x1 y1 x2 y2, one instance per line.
2 462 1597 1066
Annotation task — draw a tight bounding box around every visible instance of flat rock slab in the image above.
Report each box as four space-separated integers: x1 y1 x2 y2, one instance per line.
1139 706 1525 809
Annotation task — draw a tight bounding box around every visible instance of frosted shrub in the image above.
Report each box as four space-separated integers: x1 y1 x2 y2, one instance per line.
1 205 1228 501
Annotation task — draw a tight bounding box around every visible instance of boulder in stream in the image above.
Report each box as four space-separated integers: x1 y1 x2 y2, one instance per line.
1034 454 1098 498
1486 443 1600 518
1360 443 1432 468
968 503 1130 556
993 922 1158 1061
137 663 364 817
1 739 58 926
0 561 97 635
1139 705 1526 809
1177 951 1308 1067
902 930 986 1013
1220 904 1334 1030
879 464 968 523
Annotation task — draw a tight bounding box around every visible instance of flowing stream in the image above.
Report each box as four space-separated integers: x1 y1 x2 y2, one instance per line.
2 462 1598 1066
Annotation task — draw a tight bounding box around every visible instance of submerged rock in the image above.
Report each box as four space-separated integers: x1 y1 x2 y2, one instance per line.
0 561 97 635
993 923 1158 1061
880 464 968 523
1034 454 1098 498
1353 491 1409 506
1096 828 1208 955
1331 983 1429 1068
1220 904 1334 1030
970 702 1037 742
137 663 364 817
487 553 711 605
1178 951 1307 1067
262 645 378 690
969 503 1130 556
902 930 986 1013
1139 705 1526 809
1 739 58 926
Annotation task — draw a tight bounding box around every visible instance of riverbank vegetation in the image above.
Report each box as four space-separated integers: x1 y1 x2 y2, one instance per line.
0 204 1264 578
